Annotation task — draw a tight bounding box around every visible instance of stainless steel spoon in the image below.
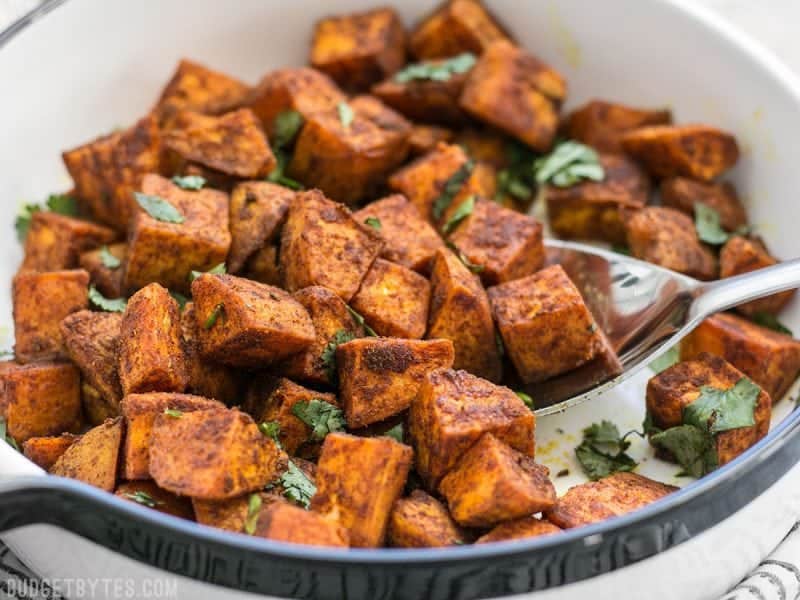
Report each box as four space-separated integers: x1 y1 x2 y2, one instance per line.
530 239 800 416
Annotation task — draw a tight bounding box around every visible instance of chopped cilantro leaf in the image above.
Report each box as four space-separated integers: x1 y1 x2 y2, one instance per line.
203 303 225 330
134 192 184 223
337 102 354 129
649 346 679 374
574 420 638 480
244 493 262 535
291 399 346 442
280 460 316 509
432 160 474 220
321 329 357 381
171 175 206 190
534 140 605 188
364 217 382 231
442 195 475 235
124 490 161 508
394 53 476 83
99 246 121 269
751 311 793 336
190 262 226 283
88 285 127 313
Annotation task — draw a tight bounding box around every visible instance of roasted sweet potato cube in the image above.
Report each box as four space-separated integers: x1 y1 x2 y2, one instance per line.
50 418 123 491
447 197 544 286
720 237 794 317
120 392 225 480
61 310 123 405
459 41 565 151
119 283 188 396
545 472 677 529
353 194 445 274
193 491 283 532
13 269 89 363
476 517 562 544
281 286 364 386
428 248 502 381
646 353 771 466
563 100 672 154
62 115 161 231
409 0 510 59
244 375 339 455
79 242 127 299
387 489 466 548
408 368 535 487
81 382 118 425
660 177 747 232
408 124 454 157
164 108 276 178
337 337 455 429
255 501 350 547
241 245 281 286
279 190 384 301
153 59 252 128
311 433 413 547
191 274 315 367
680 312 800 401
123 174 230 294
621 125 740 181
150 408 284 499
440 433 555 527
624 207 717 281
116 480 195 519
546 154 650 244
22 211 116 272
22 433 81 470
288 96 411 205
488 265 603 383
350 259 431 339
227 181 293 273
452 128 512 169
311 7 406 91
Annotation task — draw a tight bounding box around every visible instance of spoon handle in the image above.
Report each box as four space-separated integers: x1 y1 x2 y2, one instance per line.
689 258 800 322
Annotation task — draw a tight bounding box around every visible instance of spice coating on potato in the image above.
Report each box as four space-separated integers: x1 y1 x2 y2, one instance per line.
545 472 678 529
193 491 284 533
350 259 431 339
387 489 466 548
115 480 196 520
476 516 562 544
242 245 281 286
123 174 231 295
191 274 315 367
50 417 124 492
13 269 89 363
79 242 127 299
150 408 285 500
427 248 502 381
660 177 747 233
624 207 717 281
408 125 454 157
311 7 406 91
311 433 413 547
61 310 123 405
620 124 739 181
81 382 118 426
22 433 81 471
279 190 385 301
563 99 672 153
408 368 535 488
337 337 454 429
440 433 556 527
22 211 116 272
255 501 350 547
680 312 800 401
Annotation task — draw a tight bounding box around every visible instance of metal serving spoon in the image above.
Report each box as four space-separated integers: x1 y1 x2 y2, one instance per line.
530 239 800 416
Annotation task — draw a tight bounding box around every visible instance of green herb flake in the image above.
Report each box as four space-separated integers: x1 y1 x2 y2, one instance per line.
684 377 761 435
534 140 605 188
650 423 716 478
244 493 262 535
124 490 161 508
515 390 535 410
15 204 41 242
611 244 632 256
649 346 679 375
0 416 20 452
385 423 403 443
259 421 282 443
280 460 316 509
444 240 484 273
266 149 304 190
574 420 638 481
346 305 378 337
432 160 475 220
88 285 127 313
190 262 227 283
203 303 225 330
291 399 346 442
46 194 78 215
495 332 505 357
694 203 729 245
99 246 121 269
163 408 183 418
169 291 189 311
442 195 475 235
171 175 206 190
337 102 355 129
364 217 382 231
134 192 185 224
273 110 305 149
321 329 357 381
751 311 793 336
394 52 477 83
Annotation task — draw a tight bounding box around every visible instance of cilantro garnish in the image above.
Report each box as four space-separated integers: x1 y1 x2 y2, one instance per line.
394 53 476 83
134 192 185 223
15 194 79 242
575 420 638 481
320 329 357 381
273 110 304 149
88 285 127 313
259 421 282 445
203 303 225 330
169 291 188 311
0 417 20 452
124 490 162 508
649 346 679 375
441 195 475 235
534 140 605 188
385 423 403 443
751 311 793 336
190 262 226 283
337 102 354 129
291 400 346 442
432 159 475 220
99 246 121 269
444 240 484 273
364 217 382 231
244 493 262 535
515 391 535 410
171 175 206 190
279 460 316 509
346 305 377 337
163 408 183 418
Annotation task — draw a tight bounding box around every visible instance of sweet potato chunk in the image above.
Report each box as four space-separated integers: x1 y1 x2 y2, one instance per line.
81 382 118 426
477 517 562 544
660 178 747 233
624 207 717 280
353 194 445 274
288 96 411 205
61 310 123 405
311 7 406 91
62 115 161 231
337 337 454 429
459 40 565 151
408 124 454 156
428 248 502 381
453 128 512 169
621 125 739 181
244 376 339 455
545 472 677 529
241 245 281 286
227 182 293 273
193 491 283 532
281 286 364 386
489 265 602 383
115 480 195 519
409 0 509 59
79 242 127 299
120 392 225 481
408 368 535 488
50 418 123 492
279 190 384 301
311 433 413 547
387 489 466 548
119 283 188 396
13 269 89 363
563 100 672 153
150 408 284 500
153 59 251 128
447 197 544 285
256 501 350 547
546 154 650 244
22 211 116 272
191 274 315 367
164 108 276 178
22 433 81 470
123 174 230 294
680 312 800 401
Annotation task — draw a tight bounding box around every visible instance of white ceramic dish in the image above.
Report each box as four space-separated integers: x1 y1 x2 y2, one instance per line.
1 0 800 598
